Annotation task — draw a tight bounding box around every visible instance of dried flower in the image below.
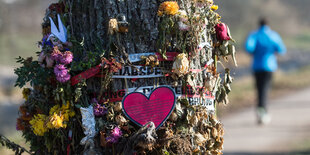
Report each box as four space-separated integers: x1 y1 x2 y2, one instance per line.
106 127 122 143
172 53 189 76
46 56 54 68
59 51 73 64
48 2 65 13
115 115 128 126
102 57 122 73
16 118 25 131
22 88 31 101
93 103 107 117
38 51 54 68
29 114 49 136
194 0 213 7
108 18 119 35
194 133 207 145
113 102 122 112
158 1 179 16
178 21 190 31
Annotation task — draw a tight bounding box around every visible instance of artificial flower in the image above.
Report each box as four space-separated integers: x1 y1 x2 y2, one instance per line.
211 5 218 11
29 114 48 136
59 51 73 64
158 1 179 16
215 23 230 41
106 127 122 143
172 53 189 76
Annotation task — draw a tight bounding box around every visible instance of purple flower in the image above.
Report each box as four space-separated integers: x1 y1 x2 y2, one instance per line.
56 73 71 83
106 127 122 143
42 35 53 48
54 64 68 77
93 102 107 117
60 51 73 64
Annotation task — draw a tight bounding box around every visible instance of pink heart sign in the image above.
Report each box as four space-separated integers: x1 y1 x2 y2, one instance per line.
122 86 176 129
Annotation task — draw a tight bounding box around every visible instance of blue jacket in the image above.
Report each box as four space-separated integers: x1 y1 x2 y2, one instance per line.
245 26 286 72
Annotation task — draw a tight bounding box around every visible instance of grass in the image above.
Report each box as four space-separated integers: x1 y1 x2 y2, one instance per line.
284 31 310 51
218 65 310 116
0 33 40 66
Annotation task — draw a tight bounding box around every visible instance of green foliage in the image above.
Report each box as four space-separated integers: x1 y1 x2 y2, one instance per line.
70 51 102 72
14 56 52 88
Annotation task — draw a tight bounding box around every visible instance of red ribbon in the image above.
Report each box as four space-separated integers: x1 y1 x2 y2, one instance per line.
71 64 102 86
156 52 178 61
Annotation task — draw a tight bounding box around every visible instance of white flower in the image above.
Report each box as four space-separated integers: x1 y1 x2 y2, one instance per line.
172 53 189 76
178 21 190 31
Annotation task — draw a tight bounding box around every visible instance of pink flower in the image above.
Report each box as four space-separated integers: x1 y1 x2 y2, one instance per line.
54 64 71 83
60 51 73 64
51 47 63 62
56 73 71 83
54 64 68 77
106 127 122 143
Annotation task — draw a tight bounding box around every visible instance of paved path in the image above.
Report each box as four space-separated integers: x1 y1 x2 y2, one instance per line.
222 87 310 154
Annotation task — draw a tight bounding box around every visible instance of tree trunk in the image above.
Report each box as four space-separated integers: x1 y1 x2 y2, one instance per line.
70 0 206 91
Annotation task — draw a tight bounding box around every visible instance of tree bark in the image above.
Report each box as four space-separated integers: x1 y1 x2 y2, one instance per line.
70 0 205 91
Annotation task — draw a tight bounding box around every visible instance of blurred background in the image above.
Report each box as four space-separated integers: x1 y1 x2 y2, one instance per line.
0 0 310 154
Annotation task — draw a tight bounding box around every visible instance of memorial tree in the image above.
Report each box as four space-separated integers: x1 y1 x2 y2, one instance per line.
12 0 237 154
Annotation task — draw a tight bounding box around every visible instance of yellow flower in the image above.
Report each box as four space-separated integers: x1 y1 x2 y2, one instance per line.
172 53 189 76
22 88 31 101
61 102 70 110
29 114 48 136
158 1 179 16
48 102 75 128
211 5 218 11
47 113 65 129
49 104 60 115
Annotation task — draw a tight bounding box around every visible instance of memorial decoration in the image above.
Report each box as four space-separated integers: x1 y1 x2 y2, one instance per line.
11 0 237 154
